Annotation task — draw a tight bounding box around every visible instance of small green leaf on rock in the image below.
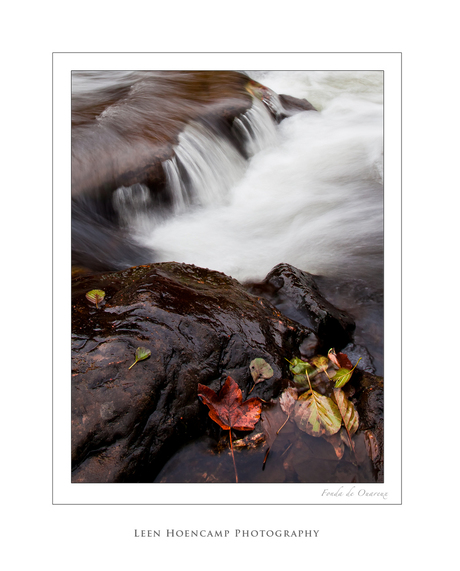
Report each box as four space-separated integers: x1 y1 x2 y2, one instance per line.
85 289 105 308
250 358 274 383
129 347 151 369
248 358 274 393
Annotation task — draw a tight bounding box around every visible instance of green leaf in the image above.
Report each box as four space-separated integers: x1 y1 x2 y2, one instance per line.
287 357 315 378
248 358 273 394
249 358 274 383
129 347 151 369
333 388 359 436
293 389 342 437
332 368 353 388
331 357 362 388
85 289 105 308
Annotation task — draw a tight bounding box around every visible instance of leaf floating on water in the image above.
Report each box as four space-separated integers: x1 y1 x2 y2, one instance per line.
128 347 151 370
333 388 359 437
279 387 298 417
197 376 262 483
293 390 342 437
197 376 262 432
85 289 105 308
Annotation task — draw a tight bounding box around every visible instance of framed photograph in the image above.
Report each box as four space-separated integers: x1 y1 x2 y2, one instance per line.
53 52 401 505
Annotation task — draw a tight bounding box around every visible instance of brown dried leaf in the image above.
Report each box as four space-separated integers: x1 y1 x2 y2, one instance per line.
279 387 298 417
328 349 353 370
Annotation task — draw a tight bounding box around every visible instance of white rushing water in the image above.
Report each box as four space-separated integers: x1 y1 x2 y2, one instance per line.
128 71 383 286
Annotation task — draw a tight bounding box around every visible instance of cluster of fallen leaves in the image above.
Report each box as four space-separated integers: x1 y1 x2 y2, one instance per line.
198 351 362 482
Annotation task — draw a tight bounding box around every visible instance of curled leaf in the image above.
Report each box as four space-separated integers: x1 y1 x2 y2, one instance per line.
333 388 359 437
328 349 353 370
85 289 105 308
128 346 151 369
294 390 342 437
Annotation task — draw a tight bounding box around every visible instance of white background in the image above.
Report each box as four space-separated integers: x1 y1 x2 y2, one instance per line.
3 3 456 569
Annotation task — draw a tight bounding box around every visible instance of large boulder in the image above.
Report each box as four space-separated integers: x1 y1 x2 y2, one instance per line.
71 262 318 483
245 263 356 353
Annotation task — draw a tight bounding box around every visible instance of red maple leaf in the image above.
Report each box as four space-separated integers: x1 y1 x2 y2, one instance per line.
198 376 262 431
198 376 262 482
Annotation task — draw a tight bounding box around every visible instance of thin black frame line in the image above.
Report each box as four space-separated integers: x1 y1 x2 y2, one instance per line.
54 51 403 54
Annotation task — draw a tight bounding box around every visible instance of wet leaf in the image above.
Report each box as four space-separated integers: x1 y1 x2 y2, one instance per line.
197 376 262 432
85 289 105 308
279 387 298 417
332 368 353 388
287 357 314 385
294 390 342 437
332 356 362 388
198 377 262 483
248 358 274 393
333 388 359 437
328 349 353 370
128 346 151 369
311 355 329 370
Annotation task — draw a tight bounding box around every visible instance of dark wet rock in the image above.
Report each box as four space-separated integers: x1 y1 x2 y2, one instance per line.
278 93 317 117
314 274 384 376
71 262 318 483
244 263 356 353
354 371 384 482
